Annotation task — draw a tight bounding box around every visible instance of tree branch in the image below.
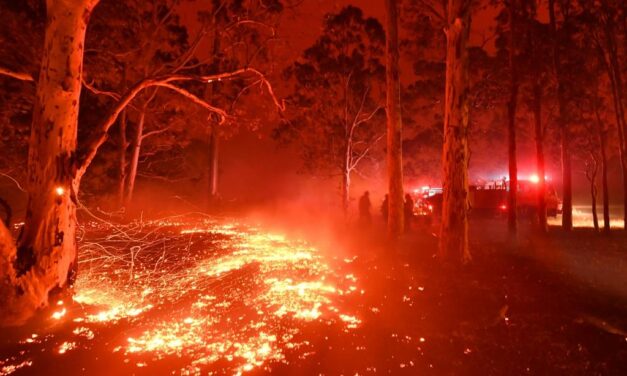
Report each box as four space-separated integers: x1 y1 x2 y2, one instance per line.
141 126 171 141
76 67 284 178
153 82 228 120
355 106 384 127
0 172 26 193
0 67 34 82
82 78 121 100
350 133 384 170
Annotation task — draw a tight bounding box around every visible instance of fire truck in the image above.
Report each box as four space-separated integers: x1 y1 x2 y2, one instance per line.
412 177 562 219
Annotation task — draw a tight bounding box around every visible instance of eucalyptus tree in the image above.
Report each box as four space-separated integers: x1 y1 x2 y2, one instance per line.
276 6 386 213
0 0 283 326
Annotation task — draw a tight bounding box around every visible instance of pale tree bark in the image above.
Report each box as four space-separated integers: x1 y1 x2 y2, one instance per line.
341 75 352 216
207 123 219 200
204 18 222 208
117 110 128 206
439 0 472 263
386 0 404 238
549 0 572 231
0 0 99 326
342 164 351 215
339 98 382 217
124 89 158 207
124 108 145 206
116 67 129 207
533 83 548 233
507 0 518 233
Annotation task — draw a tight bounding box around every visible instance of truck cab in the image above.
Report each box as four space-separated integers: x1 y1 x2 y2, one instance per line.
470 178 561 217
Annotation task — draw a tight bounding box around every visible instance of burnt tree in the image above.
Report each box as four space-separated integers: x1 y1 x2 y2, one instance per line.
439 0 472 263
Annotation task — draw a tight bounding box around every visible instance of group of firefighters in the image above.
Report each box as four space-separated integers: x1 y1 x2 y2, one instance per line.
358 191 416 231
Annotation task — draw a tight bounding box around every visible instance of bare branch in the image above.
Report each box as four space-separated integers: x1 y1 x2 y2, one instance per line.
82 78 121 100
0 67 34 82
350 133 384 170
351 87 370 130
0 172 26 192
141 127 171 141
168 24 210 74
77 67 284 178
230 79 263 110
355 106 384 127
154 82 228 120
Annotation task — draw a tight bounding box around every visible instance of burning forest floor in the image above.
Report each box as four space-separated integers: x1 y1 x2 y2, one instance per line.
1 214 627 375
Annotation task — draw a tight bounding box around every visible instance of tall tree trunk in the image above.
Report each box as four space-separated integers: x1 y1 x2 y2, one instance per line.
1 0 99 326
587 157 599 232
342 166 350 215
602 18 627 230
594 99 611 232
117 110 127 206
203 101 220 209
207 123 219 200
342 72 352 217
600 134 610 232
549 0 572 230
125 107 145 207
533 83 547 233
385 0 404 238
606 66 627 229
591 178 599 232
204 13 221 209
439 0 472 263
507 0 518 233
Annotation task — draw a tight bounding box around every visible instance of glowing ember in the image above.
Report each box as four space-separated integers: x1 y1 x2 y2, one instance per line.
7 216 360 374
51 308 66 320
57 341 76 354
72 327 95 340
339 314 361 328
0 360 33 376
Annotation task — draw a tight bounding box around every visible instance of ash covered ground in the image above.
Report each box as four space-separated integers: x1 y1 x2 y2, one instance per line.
1 214 626 375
